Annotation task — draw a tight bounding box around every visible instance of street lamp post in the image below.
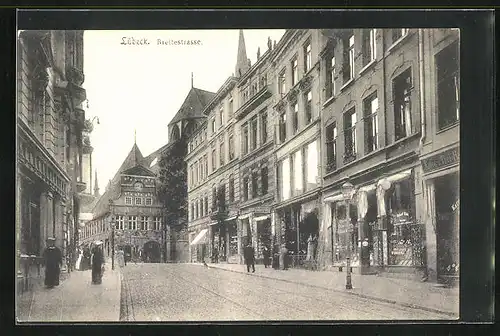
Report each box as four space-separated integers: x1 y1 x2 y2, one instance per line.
341 181 355 290
109 199 115 270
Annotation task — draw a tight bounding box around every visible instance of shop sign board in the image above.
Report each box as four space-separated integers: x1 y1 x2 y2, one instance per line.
422 147 459 174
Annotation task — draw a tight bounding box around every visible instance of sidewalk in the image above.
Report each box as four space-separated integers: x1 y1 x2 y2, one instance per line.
17 262 121 322
203 263 459 318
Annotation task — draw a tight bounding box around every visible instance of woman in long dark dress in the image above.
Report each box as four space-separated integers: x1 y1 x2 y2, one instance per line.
43 238 62 288
91 244 105 284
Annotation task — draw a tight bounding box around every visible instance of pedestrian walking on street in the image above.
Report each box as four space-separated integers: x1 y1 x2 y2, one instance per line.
91 241 105 285
243 243 255 273
262 246 271 268
280 244 289 270
42 237 62 288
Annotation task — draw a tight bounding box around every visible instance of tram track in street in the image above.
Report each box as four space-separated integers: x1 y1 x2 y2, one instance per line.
181 265 449 320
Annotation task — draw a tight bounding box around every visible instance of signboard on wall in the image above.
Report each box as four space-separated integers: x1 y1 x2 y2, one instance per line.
422 147 459 174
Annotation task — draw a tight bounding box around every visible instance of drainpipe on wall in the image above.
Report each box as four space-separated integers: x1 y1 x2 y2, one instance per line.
418 28 426 149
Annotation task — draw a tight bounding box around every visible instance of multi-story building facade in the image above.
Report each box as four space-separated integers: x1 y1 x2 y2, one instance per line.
270 30 323 266
234 35 275 264
184 29 460 284
186 76 240 263
419 29 460 283
84 142 164 262
17 30 87 291
318 28 460 283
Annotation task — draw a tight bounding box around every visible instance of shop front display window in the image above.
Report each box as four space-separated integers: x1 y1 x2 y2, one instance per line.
386 176 425 267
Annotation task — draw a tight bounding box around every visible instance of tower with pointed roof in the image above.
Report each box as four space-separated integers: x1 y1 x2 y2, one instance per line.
235 29 250 77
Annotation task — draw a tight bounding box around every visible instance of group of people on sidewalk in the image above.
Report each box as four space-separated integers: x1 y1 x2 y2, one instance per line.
43 238 108 289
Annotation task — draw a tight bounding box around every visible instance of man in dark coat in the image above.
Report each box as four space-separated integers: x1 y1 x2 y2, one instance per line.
243 243 255 273
262 246 271 268
43 237 62 288
91 243 105 284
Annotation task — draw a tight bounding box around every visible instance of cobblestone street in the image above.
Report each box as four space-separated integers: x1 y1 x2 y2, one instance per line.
119 263 456 321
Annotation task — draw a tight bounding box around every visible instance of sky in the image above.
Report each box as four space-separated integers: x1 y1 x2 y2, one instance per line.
83 29 285 192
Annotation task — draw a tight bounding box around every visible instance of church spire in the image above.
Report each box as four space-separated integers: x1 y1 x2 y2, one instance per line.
235 29 250 77
191 72 194 88
94 170 100 197
134 129 137 145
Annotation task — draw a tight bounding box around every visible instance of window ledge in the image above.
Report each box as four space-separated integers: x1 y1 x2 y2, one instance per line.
323 96 336 108
340 78 354 92
359 59 376 76
436 121 459 135
387 33 411 54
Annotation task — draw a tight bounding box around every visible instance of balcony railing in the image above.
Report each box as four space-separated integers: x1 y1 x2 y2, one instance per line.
326 160 337 172
343 152 357 164
210 204 228 221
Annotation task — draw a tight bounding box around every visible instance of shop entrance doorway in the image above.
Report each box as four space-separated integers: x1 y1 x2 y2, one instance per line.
434 172 459 281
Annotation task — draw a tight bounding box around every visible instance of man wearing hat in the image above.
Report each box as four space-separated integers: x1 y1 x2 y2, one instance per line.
42 237 62 288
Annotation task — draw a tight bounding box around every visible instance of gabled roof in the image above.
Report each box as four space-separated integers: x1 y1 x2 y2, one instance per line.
122 164 156 177
92 143 149 216
168 87 216 125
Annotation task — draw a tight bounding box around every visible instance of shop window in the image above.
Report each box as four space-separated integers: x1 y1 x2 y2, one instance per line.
364 92 379 153
292 102 299 134
305 140 319 190
279 158 291 201
386 178 425 267
393 68 413 141
362 29 377 66
343 108 357 163
326 122 337 172
342 33 355 84
292 149 303 195
436 40 460 130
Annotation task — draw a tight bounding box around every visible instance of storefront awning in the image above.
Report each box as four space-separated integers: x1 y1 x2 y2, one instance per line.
323 193 344 203
190 229 208 246
254 215 270 222
239 213 251 220
380 169 413 185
